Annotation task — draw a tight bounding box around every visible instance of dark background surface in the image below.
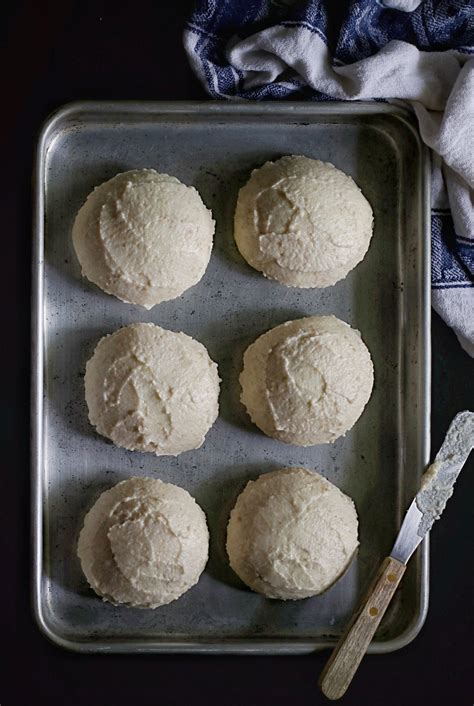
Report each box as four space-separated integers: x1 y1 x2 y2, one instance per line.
2 1 473 704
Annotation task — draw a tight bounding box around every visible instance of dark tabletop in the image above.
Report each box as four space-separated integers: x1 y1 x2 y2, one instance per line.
2 1 473 704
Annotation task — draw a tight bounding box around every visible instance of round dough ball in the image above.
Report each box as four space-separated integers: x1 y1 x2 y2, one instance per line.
234 155 373 287
240 315 373 446
85 323 220 456
227 467 358 600
72 169 214 308
78 477 209 608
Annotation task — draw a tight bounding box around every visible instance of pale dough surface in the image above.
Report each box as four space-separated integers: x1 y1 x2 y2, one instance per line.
73 169 214 308
234 155 373 287
240 315 374 446
85 323 220 456
78 477 209 608
227 467 359 600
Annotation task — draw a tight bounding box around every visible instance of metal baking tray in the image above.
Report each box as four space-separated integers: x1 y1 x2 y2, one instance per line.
32 101 431 653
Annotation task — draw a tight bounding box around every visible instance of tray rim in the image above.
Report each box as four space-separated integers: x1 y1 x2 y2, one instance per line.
31 99 431 654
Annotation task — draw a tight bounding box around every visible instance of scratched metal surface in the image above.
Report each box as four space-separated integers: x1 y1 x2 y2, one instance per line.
32 101 430 653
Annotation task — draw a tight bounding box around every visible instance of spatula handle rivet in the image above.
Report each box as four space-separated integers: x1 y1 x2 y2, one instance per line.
368 606 379 617
387 573 397 582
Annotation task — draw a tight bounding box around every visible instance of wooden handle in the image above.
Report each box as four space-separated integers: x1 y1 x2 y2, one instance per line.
319 556 406 700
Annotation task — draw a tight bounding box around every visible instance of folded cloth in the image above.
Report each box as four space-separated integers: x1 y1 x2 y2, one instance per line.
184 0 474 356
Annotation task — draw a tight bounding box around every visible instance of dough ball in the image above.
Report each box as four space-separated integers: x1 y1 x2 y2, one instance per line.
72 169 214 308
234 155 373 287
227 467 358 600
240 315 373 445
78 477 209 608
85 323 220 456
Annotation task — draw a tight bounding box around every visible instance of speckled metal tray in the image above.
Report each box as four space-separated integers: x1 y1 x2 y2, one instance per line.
32 101 431 653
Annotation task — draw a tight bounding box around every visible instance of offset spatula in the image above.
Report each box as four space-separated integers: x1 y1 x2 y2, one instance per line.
319 410 474 701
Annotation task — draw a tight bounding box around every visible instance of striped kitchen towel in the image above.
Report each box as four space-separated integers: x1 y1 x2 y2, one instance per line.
184 0 474 356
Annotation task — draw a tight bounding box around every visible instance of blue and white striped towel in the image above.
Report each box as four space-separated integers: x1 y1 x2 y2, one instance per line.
184 0 474 356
